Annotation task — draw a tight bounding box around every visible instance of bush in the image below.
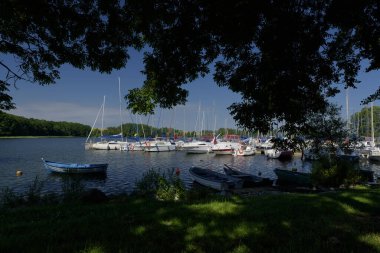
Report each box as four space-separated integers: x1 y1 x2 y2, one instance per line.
134 168 185 201
61 176 85 202
0 187 24 208
26 176 44 204
311 156 361 187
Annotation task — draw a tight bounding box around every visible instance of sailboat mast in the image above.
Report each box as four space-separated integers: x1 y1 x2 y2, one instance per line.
346 88 350 130
118 77 123 141
371 102 375 143
86 101 105 143
101 95 105 137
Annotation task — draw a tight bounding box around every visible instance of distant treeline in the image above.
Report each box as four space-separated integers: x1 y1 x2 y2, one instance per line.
104 123 246 139
0 111 248 138
0 112 91 137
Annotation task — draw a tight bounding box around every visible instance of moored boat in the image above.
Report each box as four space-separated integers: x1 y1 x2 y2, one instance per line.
211 134 241 155
336 148 360 162
182 140 213 154
42 158 108 174
273 168 312 187
265 149 293 160
223 164 273 187
233 145 256 156
189 166 243 191
144 137 176 152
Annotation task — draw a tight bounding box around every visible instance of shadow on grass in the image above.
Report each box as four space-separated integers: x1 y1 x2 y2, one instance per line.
1 188 380 252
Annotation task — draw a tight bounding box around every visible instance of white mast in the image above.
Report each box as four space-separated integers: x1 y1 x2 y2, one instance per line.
346 88 350 130
118 77 123 141
371 102 375 144
86 100 105 143
101 95 105 137
183 107 186 137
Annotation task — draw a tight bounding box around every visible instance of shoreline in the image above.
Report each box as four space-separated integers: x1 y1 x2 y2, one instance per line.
0 136 81 139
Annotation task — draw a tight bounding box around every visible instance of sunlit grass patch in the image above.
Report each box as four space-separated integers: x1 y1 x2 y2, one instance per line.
189 201 240 216
185 223 206 240
230 223 250 238
230 244 250 253
79 245 105 253
359 233 380 251
160 218 182 228
132 225 147 235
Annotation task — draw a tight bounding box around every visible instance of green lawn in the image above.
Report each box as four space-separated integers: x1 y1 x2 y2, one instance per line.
1 187 380 253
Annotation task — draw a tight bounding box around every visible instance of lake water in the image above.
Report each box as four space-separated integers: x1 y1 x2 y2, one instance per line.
0 138 379 196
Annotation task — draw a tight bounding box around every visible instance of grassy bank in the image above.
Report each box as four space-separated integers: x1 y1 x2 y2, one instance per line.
1 187 380 253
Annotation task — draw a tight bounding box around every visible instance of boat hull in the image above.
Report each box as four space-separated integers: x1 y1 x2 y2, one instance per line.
144 145 176 152
223 165 273 187
274 168 312 186
42 159 108 174
189 167 243 190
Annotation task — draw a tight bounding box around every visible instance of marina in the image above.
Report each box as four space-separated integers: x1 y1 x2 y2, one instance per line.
1 137 380 196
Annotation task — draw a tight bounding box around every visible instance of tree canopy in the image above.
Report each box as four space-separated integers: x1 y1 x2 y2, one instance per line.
1 0 380 134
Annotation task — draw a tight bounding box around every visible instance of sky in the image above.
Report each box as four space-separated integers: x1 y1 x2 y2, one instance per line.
4 50 241 132
3 50 380 132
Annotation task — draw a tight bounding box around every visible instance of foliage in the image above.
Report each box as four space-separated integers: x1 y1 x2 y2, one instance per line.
26 176 44 204
2 1 380 134
299 104 347 151
61 176 85 202
311 156 361 187
0 0 139 110
123 1 380 133
0 187 24 208
0 111 91 136
134 168 185 201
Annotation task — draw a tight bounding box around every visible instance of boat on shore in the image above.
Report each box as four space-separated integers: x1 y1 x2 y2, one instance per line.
273 168 312 187
42 158 108 174
223 164 273 187
189 166 243 191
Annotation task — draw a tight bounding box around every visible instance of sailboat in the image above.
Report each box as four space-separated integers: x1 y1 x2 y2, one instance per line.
85 78 128 150
336 88 360 161
368 103 380 161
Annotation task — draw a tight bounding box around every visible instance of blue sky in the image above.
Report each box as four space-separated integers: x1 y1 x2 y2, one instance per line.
4 50 380 131
5 50 241 131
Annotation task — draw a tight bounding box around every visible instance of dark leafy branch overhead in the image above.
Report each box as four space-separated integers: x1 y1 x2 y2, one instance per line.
1 0 380 134
0 0 140 109
123 0 380 133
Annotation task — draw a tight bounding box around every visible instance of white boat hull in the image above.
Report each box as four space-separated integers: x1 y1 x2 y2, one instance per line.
144 141 176 152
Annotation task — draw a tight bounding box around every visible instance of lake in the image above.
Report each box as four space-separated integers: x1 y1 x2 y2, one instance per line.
0 138 379 196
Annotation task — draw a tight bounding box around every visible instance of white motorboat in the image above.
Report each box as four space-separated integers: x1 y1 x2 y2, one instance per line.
233 145 256 156
144 138 176 152
182 141 213 154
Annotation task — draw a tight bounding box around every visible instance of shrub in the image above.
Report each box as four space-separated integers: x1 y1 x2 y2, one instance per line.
61 176 85 202
134 168 185 201
311 156 361 187
26 176 44 204
0 187 24 208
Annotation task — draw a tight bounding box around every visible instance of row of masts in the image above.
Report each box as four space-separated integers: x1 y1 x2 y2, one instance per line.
346 88 376 143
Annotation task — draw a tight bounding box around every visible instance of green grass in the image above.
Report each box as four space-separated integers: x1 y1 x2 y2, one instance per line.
1 187 380 253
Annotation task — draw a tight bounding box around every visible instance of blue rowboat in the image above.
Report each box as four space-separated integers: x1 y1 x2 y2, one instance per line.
41 158 108 174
